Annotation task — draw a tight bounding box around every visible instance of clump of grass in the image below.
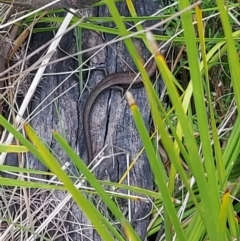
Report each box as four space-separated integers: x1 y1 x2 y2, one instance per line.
0 0 240 240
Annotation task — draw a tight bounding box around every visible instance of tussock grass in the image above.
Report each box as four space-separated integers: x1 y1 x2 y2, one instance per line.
0 0 239 240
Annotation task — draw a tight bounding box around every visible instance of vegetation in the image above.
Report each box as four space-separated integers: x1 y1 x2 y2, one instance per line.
0 0 240 240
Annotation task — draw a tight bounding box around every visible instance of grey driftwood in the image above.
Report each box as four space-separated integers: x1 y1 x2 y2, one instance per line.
3 0 165 240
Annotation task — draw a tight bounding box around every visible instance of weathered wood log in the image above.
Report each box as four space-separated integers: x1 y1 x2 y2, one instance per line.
3 0 165 240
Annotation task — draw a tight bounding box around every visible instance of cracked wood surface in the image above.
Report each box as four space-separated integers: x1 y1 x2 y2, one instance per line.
2 1 165 240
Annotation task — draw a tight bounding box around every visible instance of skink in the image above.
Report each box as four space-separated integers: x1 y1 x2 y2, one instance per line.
83 58 157 162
